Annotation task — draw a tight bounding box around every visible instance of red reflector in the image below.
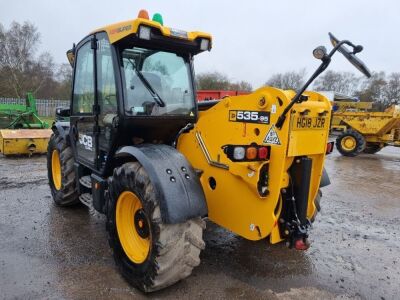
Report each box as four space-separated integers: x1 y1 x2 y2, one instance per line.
294 238 310 251
326 142 334 154
258 147 268 159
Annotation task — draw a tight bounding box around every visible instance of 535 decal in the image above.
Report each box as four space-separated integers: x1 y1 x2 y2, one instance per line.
229 110 270 124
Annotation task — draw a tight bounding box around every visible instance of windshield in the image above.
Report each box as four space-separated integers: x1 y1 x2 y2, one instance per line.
121 47 196 116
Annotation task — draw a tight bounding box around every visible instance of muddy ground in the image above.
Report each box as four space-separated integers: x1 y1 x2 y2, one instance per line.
0 147 399 300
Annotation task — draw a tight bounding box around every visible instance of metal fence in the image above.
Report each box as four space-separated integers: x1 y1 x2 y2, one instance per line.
0 98 70 117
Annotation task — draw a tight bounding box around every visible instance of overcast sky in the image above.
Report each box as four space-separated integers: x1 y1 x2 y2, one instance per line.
0 0 398 88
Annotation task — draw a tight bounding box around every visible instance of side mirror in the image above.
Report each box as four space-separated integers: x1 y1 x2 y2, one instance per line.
329 33 371 78
66 43 76 68
55 107 71 122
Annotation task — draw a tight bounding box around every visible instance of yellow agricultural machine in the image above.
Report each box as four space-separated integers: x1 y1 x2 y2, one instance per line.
0 93 52 155
46 10 370 292
333 102 400 156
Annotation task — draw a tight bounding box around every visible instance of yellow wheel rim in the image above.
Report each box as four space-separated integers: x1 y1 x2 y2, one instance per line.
51 150 62 190
116 191 150 264
341 136 356 151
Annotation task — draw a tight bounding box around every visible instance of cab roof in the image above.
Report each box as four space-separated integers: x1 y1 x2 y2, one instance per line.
92 16 212 45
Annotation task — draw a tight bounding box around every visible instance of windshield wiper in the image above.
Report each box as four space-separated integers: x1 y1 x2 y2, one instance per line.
133 68 165 108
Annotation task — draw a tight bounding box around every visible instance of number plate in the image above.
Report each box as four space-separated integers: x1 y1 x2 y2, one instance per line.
293 116 328 130
229 110 270 124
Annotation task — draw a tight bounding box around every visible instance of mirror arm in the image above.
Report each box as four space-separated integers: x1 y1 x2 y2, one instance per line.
275 39 362 129
275 56 331 129
328 40 352 57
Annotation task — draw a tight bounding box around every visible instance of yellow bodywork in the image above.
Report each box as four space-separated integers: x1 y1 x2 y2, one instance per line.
177 87 331 243
92 17 212 45
0 129 52 156
333 104 400 145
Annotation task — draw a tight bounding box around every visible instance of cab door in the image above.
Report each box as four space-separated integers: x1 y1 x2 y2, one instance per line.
70 36 97 167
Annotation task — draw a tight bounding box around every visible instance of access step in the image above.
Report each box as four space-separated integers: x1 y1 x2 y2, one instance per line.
79 193 93 207
79 175 92 189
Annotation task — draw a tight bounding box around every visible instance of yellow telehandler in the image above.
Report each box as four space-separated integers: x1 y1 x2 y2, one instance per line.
47 10 370 292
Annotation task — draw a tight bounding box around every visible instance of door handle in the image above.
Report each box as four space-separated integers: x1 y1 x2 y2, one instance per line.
71 125 78 139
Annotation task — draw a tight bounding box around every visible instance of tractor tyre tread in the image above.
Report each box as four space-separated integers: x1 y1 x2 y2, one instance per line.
106 162 205 293
335 129 365 157
47 133 79 206
363 143 383 154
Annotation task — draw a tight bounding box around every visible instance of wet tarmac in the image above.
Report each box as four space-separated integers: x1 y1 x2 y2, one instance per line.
0 147 399 299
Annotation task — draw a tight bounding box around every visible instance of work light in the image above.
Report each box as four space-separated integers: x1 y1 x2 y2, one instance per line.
139 26 151 40
200 38 210 51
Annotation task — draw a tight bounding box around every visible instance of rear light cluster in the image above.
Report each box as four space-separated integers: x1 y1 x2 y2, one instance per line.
326 141 334 154
224 145 271 162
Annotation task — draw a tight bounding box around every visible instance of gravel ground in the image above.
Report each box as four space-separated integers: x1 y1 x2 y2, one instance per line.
0 147 399 299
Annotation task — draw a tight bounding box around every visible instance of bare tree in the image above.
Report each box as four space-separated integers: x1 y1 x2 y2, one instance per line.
265 69 306 90
356 71 387 103
313 70 361 96
229 80 252 92
383 72 400 104
196 71 252 91
53 63 73 99
0 21 54 98
196 71 231 90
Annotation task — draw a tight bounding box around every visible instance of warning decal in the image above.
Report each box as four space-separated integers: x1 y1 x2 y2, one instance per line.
263 125 281 145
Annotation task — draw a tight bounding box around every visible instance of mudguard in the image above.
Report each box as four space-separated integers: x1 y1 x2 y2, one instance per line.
115 144 208 224
320 167 331 187
52 121 70 142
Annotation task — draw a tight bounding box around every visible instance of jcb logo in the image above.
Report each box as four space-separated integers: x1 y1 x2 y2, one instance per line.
79 134 93 151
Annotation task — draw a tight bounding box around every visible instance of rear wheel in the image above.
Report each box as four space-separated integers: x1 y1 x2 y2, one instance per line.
363 142 383 154
47 133 79 206
106 162 205 292
336 129 365 157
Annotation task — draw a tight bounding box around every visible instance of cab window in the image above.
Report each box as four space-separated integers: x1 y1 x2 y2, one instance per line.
73 42 94 114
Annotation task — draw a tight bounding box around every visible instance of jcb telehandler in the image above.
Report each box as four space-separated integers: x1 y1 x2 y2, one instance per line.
47 10 371 292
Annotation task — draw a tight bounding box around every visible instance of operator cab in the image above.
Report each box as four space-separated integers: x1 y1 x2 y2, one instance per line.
66 10 212 173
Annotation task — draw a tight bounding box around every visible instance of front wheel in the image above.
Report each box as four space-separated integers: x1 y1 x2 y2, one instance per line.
106 162 205 292
47 133 79 206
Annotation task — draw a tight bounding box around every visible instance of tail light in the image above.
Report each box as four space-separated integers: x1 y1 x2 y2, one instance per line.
233 147 246 160
246 147 257 160
224 144 271 162
258 147 269 159
326 141 334 154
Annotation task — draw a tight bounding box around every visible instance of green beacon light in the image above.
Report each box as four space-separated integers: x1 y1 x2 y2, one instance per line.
152 13 163 25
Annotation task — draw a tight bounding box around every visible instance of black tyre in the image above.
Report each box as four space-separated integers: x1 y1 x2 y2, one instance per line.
47 133 79 206
363 142 383 154
336 129 365 157
106 162 205 292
